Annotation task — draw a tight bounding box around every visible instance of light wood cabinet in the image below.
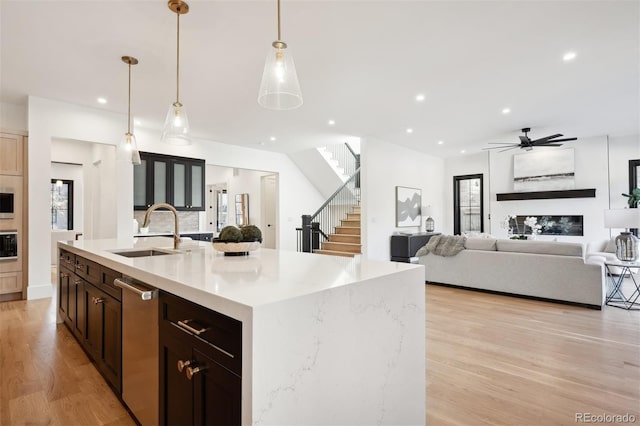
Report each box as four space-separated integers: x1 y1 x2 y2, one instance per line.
0 133 24 175
0 130 27 300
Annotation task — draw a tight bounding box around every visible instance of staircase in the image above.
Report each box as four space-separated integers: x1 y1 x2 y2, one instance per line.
314 206 361 257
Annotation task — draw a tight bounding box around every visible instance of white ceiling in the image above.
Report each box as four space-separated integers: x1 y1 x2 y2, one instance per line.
1 1 638 157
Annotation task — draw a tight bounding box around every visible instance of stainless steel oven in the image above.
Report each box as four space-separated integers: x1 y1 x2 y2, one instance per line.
0 231 18 260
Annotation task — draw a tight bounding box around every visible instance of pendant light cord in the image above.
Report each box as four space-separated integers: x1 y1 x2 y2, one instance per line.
127 62 132 134
176 9 181 104
277 0 281 41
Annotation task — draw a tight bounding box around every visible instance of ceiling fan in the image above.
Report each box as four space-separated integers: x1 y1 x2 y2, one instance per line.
483 128 578 152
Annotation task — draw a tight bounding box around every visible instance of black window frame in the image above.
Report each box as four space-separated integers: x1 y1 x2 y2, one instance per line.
51 179 74 231
453 173 484 235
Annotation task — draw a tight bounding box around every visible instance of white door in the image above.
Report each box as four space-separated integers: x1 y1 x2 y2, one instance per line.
261 174 277 249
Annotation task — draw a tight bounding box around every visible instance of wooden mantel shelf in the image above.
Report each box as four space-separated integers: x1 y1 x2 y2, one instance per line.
496 188 596 201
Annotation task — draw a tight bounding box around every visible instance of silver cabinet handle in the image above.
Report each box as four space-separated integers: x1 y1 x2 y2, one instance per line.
73 279 82 285
92 297 104 304
114 278 158 301
75 263 84 270
60 272 68 279
186 365 207 380
177 319 209 336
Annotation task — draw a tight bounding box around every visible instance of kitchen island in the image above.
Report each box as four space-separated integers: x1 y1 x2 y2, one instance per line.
58 237 425 425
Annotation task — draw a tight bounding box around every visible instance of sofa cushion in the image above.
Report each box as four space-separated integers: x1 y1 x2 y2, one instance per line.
464 237 497 251
496 239 583 257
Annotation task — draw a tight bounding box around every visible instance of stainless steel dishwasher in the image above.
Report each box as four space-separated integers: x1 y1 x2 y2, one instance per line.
114 277 159 426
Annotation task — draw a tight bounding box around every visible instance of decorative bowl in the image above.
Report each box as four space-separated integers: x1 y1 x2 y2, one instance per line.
212 240 261 256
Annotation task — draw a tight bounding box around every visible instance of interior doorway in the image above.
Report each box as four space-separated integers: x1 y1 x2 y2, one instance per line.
261 174 277 249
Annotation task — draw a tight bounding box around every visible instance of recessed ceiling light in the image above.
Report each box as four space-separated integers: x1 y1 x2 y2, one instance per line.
563 51 577 62
258 141 266 146
97 97 107 104
502 108 511 115
270 136 276 141
437 140 444 145
406 128 413 134
134 119 141 126
328 119 336 126
415 94 425 102
460 149 466 154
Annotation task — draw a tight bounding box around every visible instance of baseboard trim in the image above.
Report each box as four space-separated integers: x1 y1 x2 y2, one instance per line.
426 281 602 310
27 283 53 300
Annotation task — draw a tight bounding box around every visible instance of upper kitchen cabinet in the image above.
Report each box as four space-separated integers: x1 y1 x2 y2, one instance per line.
134 152 205 211
172 159 205 211
0 132 24 175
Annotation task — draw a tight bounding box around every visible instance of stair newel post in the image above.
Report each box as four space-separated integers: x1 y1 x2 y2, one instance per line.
302 215 312 253
311 222 320 251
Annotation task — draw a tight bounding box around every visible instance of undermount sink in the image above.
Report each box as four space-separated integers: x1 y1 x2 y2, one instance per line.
112 249 175 258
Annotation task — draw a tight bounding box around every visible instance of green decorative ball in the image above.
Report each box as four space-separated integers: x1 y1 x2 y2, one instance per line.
240 225 262 242
219 225 242 242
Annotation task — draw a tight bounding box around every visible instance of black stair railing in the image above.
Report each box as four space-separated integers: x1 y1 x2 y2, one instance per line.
298 167 360 253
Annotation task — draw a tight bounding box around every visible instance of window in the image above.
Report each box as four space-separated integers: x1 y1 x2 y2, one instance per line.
51 179 73 230
454 174 483 235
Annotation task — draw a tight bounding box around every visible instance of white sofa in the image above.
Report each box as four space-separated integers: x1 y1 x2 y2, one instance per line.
418 238 605 308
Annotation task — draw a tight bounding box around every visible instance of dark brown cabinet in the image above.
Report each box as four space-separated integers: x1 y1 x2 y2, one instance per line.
58 250 122 394
159 292 242 426
134 151 205 211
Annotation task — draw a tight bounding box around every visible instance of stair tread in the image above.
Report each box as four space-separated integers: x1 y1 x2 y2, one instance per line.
314 249 358 257
324 242 361 247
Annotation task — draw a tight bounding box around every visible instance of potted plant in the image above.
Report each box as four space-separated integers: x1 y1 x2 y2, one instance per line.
213 225 263 256
622 188 640 208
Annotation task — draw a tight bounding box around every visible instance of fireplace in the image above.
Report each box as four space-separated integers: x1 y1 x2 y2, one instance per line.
513 215 583 236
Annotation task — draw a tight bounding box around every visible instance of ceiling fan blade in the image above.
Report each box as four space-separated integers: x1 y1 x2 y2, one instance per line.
532 143 564 147
543 137 577 143
499 146 519 153
487 142 520 145
531 134 563 143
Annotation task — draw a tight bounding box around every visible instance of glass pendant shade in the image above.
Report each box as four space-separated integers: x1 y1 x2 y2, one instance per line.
258 45 303 110
122 132 141 165
161 102 190 145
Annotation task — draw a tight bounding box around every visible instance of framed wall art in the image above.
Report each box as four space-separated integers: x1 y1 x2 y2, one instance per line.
396 186 421 227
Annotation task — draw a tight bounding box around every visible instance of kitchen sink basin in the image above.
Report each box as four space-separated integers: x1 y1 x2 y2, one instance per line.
112 249 175 258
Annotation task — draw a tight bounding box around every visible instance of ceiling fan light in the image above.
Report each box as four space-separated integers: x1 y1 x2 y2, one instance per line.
258 44 303 110
162 102 191 145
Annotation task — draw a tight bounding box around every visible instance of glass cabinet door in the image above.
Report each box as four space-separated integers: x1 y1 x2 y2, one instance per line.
173 161 187 208
133 159 147 208
153 159 168 204
190 164 203 209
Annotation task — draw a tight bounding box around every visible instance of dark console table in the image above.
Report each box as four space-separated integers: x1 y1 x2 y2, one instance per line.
390 232 441 263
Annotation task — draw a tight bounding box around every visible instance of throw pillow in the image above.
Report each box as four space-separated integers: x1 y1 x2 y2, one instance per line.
604 238 617 253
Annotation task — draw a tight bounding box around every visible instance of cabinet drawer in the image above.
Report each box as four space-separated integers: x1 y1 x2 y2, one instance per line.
100 266 122 301
59 250 75 272
160 293 242 375
75 256 101 284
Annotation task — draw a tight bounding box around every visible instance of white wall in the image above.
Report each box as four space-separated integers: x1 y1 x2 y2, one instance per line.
0 102 28 132
361 138 445 261
444 135 640 244
205 165 275 229
28 97 130 299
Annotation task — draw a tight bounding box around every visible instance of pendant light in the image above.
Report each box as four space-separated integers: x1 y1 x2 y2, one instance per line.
162 0 190 145
121 55 141 165
258 0 303 110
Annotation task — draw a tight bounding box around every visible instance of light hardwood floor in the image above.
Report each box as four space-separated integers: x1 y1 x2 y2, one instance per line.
1 284 638 425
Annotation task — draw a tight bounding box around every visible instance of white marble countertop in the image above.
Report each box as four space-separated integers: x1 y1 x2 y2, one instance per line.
58 238 421 320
